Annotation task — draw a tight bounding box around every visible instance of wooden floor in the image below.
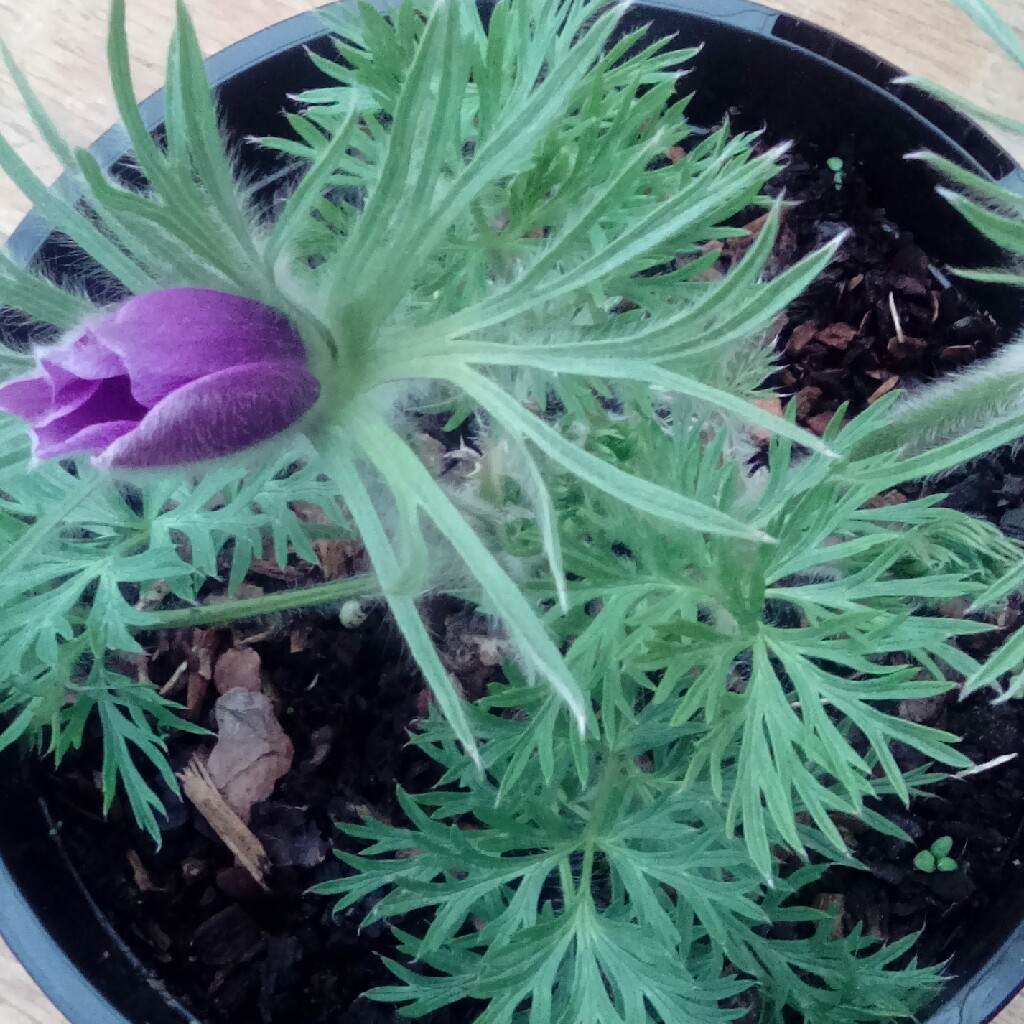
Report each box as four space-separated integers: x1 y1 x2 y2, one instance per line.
0 0 1022 1022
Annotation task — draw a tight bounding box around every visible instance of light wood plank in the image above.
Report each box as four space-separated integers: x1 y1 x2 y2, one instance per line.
0 2 1021 1023
0 936 70 1024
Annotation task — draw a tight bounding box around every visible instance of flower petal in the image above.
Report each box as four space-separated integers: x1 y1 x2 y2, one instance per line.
0 369 109 427
0 374 55 421
94 362 320 469
94 290 310 407
35 420 139 461
40 330 126 382
33 376 147 455
32 377 103 428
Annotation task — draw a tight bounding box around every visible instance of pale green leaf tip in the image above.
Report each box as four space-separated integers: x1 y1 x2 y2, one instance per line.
765 140 793 162
828 228 852 252
174 0 195 32
572 703 588 737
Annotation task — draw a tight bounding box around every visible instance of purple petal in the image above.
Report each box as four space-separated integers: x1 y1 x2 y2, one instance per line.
0 331 128 426
0 374 54 421
41 330 126 382
0 371 112 428
33 376 147 457
94 362 320 469
34 420 139 460
33 378 105 428
94 290 310 407
0 291 317 470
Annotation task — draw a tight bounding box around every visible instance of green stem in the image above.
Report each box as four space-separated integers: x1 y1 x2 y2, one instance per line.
558 858 578 903
577 754 621 901
147 572 381 630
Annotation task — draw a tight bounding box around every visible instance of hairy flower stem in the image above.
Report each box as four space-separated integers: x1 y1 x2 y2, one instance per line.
148 572 381 630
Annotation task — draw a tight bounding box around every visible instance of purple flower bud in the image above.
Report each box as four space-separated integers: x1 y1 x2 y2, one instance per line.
0 288 320 469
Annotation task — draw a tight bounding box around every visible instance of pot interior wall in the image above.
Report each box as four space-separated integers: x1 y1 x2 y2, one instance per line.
1 4 1023 1024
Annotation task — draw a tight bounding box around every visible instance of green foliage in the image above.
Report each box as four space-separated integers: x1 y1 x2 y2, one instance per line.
0 0 842 763
0 0 1022 1018
316 646 944 1024
280 0 844 751
493 399 1015 874
860 0 1024 694
826 155 845 189
879 0 1024 431
0 418 352 841
898 0 1024 139
315 395 1007 1023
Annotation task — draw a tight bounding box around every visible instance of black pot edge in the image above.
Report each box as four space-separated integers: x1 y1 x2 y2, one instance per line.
662 0 1024 192
4 0 1021 275
1 2 1023 1024
0 811 202 1024
4 6 331 265
0 844 137 1024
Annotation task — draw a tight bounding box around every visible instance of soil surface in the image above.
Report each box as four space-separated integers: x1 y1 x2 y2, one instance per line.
760 149 1004 430
43 598 490 1024
37 146 1024 1023
753 148 1024 972
754 148 1024 976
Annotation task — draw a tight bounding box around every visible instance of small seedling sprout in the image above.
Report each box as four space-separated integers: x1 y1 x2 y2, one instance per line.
827 155 845 190
914 836 959 874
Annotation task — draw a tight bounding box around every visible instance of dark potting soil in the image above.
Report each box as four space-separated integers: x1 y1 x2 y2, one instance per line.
41 597 493 1024
35 146 1024 1023
747 148 1024 972
758 149 1004 427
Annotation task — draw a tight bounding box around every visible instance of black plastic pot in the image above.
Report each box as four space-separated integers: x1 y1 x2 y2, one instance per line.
1 2 1022 1023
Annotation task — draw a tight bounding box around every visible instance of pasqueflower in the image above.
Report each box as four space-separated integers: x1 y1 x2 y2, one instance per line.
0 288 319 468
